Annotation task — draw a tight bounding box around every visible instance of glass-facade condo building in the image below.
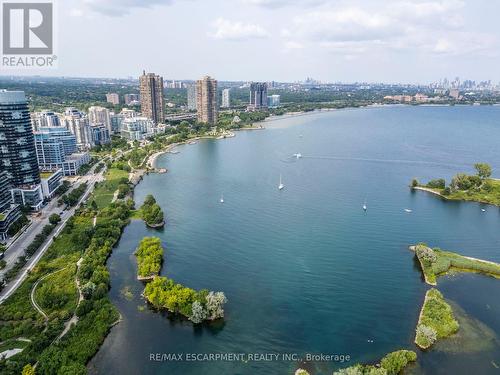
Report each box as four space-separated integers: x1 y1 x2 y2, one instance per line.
0 90 40 187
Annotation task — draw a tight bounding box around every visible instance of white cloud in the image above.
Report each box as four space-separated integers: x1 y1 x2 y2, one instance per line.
284 41 304 50
281 0 495 57
209 18 269 41
70 8 84 17
82 0 175 16
241 0 322 8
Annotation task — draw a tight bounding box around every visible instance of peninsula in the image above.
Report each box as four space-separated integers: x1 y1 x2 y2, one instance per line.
410 243 500 285
414 289 459 349
412 163 500 206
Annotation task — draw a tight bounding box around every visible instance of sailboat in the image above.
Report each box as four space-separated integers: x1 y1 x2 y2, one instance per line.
220 194 224 204
278 174 285 190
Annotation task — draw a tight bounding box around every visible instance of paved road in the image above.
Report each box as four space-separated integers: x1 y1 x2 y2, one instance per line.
0 163 106 303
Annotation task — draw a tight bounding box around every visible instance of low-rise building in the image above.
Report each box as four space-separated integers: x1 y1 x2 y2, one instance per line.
106 93 120 105
62 153 91 176
11 184 43 211
120 117 155 141
40 169 63 198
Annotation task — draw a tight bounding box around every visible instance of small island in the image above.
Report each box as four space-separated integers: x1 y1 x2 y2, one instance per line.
415 289 459 349
143 276 227 324
331 350 417 375
411 163 500 206
135 237 164 280
410 243 500 285
140 194 165 228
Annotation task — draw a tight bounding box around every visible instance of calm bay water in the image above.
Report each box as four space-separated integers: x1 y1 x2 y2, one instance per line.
89 106 500 375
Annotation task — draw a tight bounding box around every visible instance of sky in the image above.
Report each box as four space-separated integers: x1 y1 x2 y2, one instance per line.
5 0 500 83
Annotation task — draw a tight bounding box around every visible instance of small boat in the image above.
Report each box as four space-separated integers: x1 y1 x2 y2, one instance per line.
278 174 285 190
220 194 224 204
481 208 486 212
294 153 302 159
404 209 413 213
363 200 367 211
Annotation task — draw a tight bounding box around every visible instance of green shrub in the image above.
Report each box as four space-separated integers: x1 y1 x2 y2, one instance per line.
380 350 417 374
426 179 446 189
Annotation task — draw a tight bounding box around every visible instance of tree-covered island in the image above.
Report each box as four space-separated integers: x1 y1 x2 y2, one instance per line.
140 195 165 228
135 237 164 280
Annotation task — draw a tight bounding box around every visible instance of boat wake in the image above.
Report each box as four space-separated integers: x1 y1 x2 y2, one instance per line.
301 155 469 169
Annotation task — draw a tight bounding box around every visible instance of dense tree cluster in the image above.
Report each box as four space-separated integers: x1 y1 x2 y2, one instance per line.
48 214 61 225
415 289 459 349
135 237 163 278
112 161 131 172
59 183 88 207
140 195 164 227
333 350 417 375
426 179 445 189
34 201 132 374
54 181 71 197
143 277 227 324
23 224 56 259
6 215 29 237
416 163 494 193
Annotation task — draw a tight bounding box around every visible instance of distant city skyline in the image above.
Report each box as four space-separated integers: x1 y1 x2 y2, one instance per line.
3 0 500 83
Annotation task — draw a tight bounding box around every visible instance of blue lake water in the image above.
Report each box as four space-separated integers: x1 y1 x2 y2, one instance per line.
89 106 500 375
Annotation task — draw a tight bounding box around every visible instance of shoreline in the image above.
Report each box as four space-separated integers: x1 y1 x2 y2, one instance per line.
412 186 445 197
415 291 433 349
413 185 500 207
408 245 437 286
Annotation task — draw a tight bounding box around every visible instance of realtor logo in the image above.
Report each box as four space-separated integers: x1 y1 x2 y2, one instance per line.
2 2 53 54
1 1 57 68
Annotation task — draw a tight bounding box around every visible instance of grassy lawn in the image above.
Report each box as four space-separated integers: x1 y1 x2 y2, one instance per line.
415 289 459 349
413 244 500 285
35 266 79 320
91 167 129 209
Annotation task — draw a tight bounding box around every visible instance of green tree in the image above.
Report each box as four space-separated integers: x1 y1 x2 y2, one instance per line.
380 350 417 375
22 364 36 375
474 163 492 179
49 213 61 225
143 194 156 206
426 179 445 189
